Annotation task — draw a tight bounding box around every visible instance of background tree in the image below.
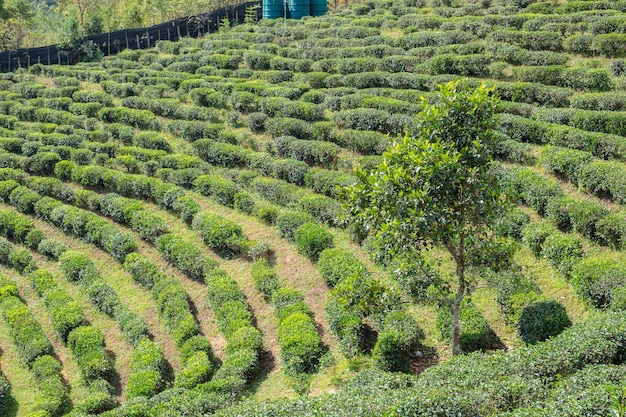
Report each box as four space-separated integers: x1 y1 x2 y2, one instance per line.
345 80 503 356
0 0 35 49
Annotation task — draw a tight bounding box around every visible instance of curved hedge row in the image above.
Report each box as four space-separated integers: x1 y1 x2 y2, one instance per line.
58 250 149 346
0 273 67 417
251 259 322 377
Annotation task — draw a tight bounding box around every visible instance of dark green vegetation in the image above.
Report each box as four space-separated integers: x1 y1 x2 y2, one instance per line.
0 0 625 415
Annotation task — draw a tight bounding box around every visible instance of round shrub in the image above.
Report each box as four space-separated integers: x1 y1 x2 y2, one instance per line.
67 326 112 380
126 339 166 399
515 296 571 344
294 222 334 261
317 248 369 287
251 259 281 300
193 174 238 207
571 257 626 309
521 221 555 256
278 312 322 375
541 231 584 277
191 212 246 258
372 310 423 372
276 210 313 242
175 351 214 389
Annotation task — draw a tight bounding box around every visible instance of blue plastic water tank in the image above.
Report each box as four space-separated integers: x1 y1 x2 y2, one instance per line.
310 0 327 17
263 0 285 19
288 0 310 19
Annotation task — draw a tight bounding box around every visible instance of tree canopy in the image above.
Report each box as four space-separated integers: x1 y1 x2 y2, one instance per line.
345 80 503 355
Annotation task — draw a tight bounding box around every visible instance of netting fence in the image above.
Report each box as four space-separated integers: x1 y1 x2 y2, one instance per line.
0 1 261 71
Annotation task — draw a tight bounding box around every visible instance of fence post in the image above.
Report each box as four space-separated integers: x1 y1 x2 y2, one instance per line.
47 46 50 65
177 25 181 41
146 30 150 48
125 30 129 50
136 34 140 49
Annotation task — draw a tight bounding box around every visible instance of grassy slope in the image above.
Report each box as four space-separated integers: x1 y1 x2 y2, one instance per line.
6 0 626 411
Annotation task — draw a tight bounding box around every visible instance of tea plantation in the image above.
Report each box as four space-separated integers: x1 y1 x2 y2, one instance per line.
0 0 626 415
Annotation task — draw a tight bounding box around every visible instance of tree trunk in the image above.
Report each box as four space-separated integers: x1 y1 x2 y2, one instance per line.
447 235 466 357
451 300 461 356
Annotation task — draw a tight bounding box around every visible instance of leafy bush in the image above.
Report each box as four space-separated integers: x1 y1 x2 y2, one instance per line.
265 117 313 139
9 186 41 214
503 166 563 215
541 231 584 277
297 194 342 227
193 140 251 168
251 259 281 300
278 312 322 375
193 174 238 207
205 268 253 339
0 293 52 364
373 310 423 371
276 210 313 242
41 285 86 341
493 208 530 240
274 136 341 168
175 350 214 389
436 301 500 353
156 234 216 281
317 248 368 287
571 257 626 309
67 326 112 380
192 212 247 258
509 292 571 344
294 222 334 261
126 339 166 399
31 354 66 416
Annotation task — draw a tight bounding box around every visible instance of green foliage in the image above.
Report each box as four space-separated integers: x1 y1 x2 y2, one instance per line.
67 326 112 380
156 233 215 281
191 212 247 258
436 300 500 353
193 174 238 207
0 293 52 364
373 310 423 372
317 248 369 287
126 339 166 399
294 222 334 261
175 350 213 389
278 312 322 375
541 231 584 277
345 81 501 355
251 259 281 300
571 257 626 309
515 297 571 344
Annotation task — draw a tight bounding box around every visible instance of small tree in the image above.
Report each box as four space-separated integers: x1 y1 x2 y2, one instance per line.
345 81 503 356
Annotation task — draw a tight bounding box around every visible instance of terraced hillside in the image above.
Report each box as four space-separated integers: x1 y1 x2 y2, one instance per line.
1 0 626 415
